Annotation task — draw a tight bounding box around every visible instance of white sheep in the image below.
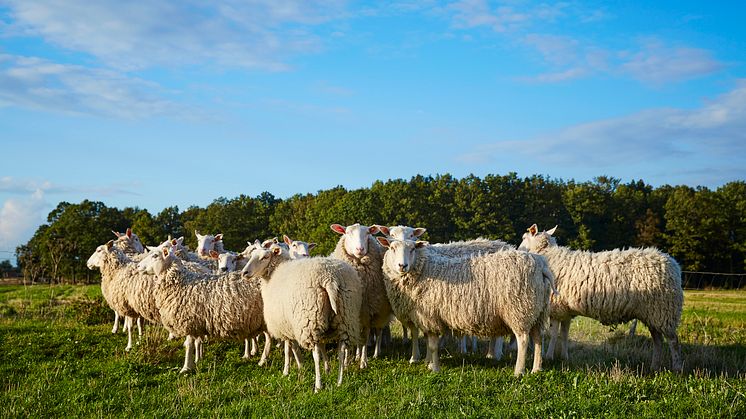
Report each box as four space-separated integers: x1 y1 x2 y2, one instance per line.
376 224 515 362
330 223 391 368
518 224 683 372
377 237 553 376
148 244 270 373
283 234 316 259
243 244 363 392
109 228 146 335
194 230 225 258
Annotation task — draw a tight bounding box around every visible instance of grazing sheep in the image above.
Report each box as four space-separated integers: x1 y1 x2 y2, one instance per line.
330 223 391 368
518 224 683 372
378 237 553 376
376 224 515 362
149 244 270 373
243 244 363 392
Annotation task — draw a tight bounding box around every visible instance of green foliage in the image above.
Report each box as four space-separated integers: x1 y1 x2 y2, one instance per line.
0 285 744 417
17 175 746 284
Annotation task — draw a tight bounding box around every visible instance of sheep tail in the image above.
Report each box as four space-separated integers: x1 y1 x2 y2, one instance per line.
324 281 341 315
542 264 559 297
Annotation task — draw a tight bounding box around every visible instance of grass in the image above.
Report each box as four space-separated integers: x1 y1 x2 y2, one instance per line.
1 285 744 417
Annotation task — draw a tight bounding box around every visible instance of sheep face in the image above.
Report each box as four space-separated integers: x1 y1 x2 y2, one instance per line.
137 237 181 274
86 240 115 269
330 223 379 258
195 230 223 257
242 244 283 279
380 225 427 241
283 235 316 259
518 224 558 252
377 237 427 274
113 228 145 253
218 252 243 272
151 246 177 276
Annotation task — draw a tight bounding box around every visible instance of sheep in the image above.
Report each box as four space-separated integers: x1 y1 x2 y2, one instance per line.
330 223 391 368
109 228 146 334
376 224 515 362
377 237 553 376
243 243 363 392
148 244 270 373
87 240 142 352
284 234 316 259
194 230 225 258
518 224 683 372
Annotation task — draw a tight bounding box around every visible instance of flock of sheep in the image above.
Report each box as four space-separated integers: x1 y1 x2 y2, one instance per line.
86 223 684 392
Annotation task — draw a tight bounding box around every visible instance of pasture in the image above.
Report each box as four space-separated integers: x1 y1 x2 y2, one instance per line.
0 284 744 417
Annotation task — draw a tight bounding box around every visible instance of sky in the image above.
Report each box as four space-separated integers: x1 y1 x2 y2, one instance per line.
1 0 746 263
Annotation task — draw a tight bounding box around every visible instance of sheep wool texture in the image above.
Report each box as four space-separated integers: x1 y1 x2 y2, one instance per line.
155 260 265 341
261 257 363 350
430 238 515 257
382 248 552 338
534 234 683 334
99 249 140 319
331 236 391 331
124 270 161 324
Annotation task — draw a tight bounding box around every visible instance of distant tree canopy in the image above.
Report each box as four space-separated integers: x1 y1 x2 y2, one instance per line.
15 173 746 284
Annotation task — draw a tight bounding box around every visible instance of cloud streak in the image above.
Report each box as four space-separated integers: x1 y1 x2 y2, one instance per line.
457 81 746 184
0 189 48 257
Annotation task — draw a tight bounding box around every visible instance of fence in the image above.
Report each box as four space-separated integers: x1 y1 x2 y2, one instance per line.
682 271 746 290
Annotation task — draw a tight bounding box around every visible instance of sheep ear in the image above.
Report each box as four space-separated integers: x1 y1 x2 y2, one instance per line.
106 240 115 249
261 239 273 249
413 227 427 237
330 224 346 235
415 241 429 248
528 224 538 236
112 230 121 238
376 225 390 236
376 237 391 248
126 228 132 238
272 246 282 255
253 239 261 246
176 237 184 246
147 246 159 252
214 233 223 242
368 225 379 235
162 247 170 257
308 243 316 250
209 250 219 259
546 225 558 236
195 230 202 239
283 235 292 246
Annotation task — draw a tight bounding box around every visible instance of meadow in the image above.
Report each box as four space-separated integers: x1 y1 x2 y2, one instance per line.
0 283 744 417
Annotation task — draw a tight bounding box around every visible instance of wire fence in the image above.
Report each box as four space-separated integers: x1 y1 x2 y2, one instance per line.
682 271 746 290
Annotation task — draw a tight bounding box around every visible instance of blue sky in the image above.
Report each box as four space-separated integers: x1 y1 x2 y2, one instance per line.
1 1 746 262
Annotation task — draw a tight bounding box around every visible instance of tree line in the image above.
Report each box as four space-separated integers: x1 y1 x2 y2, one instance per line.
14 173 746 285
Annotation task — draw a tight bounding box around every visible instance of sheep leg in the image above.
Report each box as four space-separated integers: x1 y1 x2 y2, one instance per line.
337 342 347 386
251 336 259 356
664 330 683 373
530 325 543 373
409 326 420 363
424 333 433 367
487 336 504 360
322 345 330 373
291 341 303 371
136 317 143 337
402 325 410 344
471 336 478 353
629 319 638 337
650 327 663 371
559 319 571 360
459 335 467 354
167 331 175 340
242 339 251 359
545 320 559 360
312 343 323 393
112 311 120 334
124 316 133 352
514 332 529 376
180 336 196 373
373 328 383 358
427 334 441 372
283 340 292 376
194 337 203 363
359 327 370 369
258 332 271 367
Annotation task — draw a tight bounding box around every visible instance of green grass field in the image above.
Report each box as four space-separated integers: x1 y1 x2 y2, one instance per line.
1 284 744 417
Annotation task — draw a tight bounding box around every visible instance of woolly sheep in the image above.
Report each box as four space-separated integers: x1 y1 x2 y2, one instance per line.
243 244 363 392
377 237 553 376
330 223 391 368
149 244 270 373
518 224 683 372
283 234 316 259
194 230 225 258
376 224 515 362
109 228 146 334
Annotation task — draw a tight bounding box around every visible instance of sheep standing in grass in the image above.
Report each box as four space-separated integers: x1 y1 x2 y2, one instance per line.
518 224 683 372
110 228 145 334
376 224 515 362
378 237 553 376
243 244 363 392
330 223 391 368
149 244 270 373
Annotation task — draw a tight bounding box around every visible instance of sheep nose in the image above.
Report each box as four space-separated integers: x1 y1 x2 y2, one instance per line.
398 263 408 271
355 247 364 254
220 267 227 272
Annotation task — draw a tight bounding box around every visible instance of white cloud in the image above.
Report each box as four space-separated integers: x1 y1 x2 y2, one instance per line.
3 0 346 71
619 40 723 84
0 189 49 256
448 0 567 33
0 54 186 118
457 81 746 184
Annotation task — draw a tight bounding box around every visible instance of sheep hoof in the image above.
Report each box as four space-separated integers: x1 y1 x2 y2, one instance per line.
179 367 192 374
359 360 368 369
408 357 418 364
258 360 266 367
